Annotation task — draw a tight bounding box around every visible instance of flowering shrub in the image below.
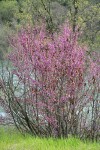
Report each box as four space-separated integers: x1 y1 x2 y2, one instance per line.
0 23 99 139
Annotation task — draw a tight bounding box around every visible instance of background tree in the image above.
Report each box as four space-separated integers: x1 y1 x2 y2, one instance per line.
0 0 99 59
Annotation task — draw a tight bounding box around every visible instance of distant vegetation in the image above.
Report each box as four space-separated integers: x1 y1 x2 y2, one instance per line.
0 0 100 59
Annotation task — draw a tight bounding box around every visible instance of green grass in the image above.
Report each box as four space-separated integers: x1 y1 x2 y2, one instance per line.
0 126 99 150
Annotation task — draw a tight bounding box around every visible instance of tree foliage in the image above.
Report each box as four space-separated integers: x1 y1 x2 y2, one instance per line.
0 0 100 59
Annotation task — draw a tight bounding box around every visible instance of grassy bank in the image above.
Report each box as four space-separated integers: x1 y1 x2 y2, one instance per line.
0 126 99 150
